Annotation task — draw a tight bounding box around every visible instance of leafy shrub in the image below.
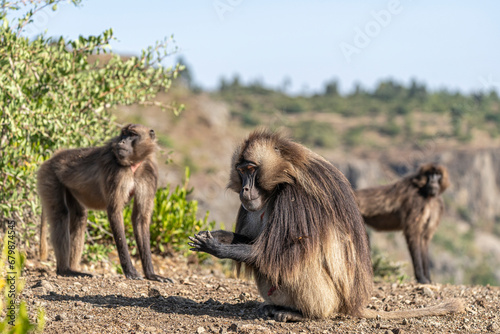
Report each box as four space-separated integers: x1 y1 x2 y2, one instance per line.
465 258 498 286
241 111 261 127
344 126 366 147
137 168 216 257
85 168 215 261
371 248 407 283
393 104 409 115
277 99 305 114
457 206 472 223
379 119 401 136
0 1 183 247
373 79 404 101
291 120 337 148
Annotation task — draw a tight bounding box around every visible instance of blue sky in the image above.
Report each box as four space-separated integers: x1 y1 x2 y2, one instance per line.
17 0 500 94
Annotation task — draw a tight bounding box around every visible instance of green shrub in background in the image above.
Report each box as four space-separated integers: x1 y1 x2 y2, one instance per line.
85 168 215 263
0 0 183 249
371 247 407 283
146 168 216 257
291 120 337 148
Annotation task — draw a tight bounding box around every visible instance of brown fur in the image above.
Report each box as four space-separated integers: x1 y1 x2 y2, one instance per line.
227 130 373 318
38 124 167 281
355 163 450 284
223 131 463 320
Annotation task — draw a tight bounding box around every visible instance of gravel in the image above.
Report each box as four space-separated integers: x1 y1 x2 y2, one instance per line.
21 255 500 333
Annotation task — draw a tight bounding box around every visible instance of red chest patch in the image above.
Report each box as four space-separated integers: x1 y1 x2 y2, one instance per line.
131 161 142 174
267 286 277 296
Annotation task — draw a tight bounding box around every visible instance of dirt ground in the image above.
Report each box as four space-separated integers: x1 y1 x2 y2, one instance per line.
21 255 500 334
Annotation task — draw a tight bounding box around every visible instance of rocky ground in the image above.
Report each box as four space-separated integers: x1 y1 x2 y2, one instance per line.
21 255 500 334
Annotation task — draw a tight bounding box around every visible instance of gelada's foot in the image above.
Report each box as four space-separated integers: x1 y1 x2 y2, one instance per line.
57 269 93 278
259 304 306 322
145 273 174 283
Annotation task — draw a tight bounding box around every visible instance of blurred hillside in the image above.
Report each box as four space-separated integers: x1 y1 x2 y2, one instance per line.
114 68 500 286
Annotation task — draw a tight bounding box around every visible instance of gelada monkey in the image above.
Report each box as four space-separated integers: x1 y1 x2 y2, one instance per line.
190 130 462 321
38 124 167 282
356 163 449 284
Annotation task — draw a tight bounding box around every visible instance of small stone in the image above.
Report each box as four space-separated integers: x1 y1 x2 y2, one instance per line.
54 313 66 321
145 326 158 332
239 324 272 333
204 298 221 306
32 280 54 292
219 328 228 334
181 279 196 286
402 318 409 325
422 287 434 297
487 323 499 332
117 282 128 289
392 329 404 334
238 292 250 301
197 327 206 334
228 323 239 331
476 298 486 307
83 315 92 320
148 287 161 297
75 301 84 307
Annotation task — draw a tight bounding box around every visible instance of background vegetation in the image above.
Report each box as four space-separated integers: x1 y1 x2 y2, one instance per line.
0 2 214 330
214 75 500 150
0 0 201 252
1 0 499 317
170 68 500 286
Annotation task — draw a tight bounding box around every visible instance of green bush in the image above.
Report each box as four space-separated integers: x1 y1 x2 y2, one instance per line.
371 248 407 283
0 1 183 248
465 258 498 286
457 205 473 223
379 119 401 136
344 126 366 147
291 120 337 148
277 98 305 114
240 111 261 127
85 168 215 261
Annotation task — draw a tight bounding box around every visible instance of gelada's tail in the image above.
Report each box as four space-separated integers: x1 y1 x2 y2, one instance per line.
361 299 464 319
